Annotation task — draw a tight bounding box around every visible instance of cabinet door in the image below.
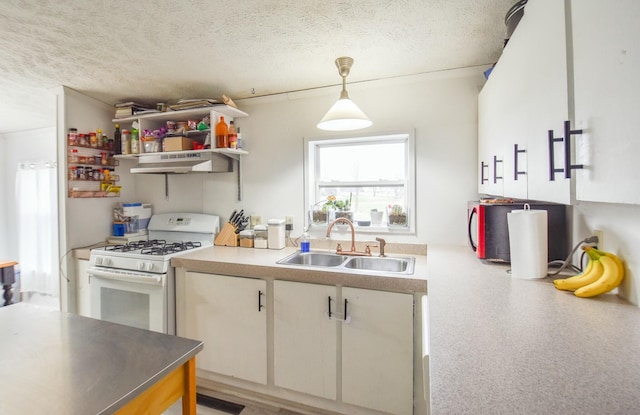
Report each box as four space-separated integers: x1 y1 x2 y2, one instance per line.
514 0 572 204
342 287 414 415
478 82 505 197
572 0 640 204
273 280 337 399
480 0 571 203
182 272 267 384
76 259 91 317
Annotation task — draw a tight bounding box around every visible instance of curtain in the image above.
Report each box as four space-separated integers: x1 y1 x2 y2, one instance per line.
15 160 59 297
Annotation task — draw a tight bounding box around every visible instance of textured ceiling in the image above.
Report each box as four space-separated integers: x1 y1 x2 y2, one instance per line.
0 0 515 134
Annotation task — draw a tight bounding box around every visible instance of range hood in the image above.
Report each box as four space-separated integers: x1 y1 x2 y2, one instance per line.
130 150 234 174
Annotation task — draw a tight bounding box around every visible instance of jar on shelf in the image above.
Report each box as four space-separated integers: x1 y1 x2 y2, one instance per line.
68 148 79 163
90 132 98 148
121 130 131 154
78 133 88 146
68 166 77 180
67 128 78 146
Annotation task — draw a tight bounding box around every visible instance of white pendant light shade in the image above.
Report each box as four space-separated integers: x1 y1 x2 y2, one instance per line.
317 97 373 131
317 57 372 131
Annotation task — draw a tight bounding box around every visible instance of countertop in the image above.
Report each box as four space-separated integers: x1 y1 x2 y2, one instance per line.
171 245 428 293
172 244 640 414
427 245 640 414
0 303 203 414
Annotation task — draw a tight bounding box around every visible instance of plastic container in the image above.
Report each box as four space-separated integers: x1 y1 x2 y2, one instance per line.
267 219 286 250
254 225 268 249
239 230 255 248
300 232 310 252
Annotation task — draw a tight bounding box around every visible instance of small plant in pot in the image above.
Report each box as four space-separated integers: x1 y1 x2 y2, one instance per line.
387 204 407 227
333 193 353 222
310 195 337 225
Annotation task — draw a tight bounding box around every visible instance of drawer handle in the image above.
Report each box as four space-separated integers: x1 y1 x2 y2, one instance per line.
258 290 264 311
327 296 332 319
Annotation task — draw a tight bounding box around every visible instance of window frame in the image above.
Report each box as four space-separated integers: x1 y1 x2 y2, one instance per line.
303 130 416 234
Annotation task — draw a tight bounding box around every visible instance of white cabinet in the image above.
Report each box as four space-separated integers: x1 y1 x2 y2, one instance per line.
75 259 91 317
180 272 267 384
273 280 337 400
479 0 640 205
478 0 571 203
572 0 640 204
273 280 414 415
341 287 414 415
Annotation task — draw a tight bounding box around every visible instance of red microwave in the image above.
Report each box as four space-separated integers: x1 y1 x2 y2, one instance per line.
467 200 569 263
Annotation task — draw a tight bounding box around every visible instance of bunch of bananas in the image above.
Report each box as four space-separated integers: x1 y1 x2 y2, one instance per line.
553 246 625 298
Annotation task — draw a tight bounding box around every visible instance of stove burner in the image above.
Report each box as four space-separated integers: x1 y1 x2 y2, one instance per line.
140 241 202 256
105 240 168 252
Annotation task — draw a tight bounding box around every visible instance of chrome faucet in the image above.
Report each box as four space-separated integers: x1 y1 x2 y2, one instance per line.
326 217 371 256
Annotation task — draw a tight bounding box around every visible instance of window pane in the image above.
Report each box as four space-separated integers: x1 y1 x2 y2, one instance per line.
318 142 405 182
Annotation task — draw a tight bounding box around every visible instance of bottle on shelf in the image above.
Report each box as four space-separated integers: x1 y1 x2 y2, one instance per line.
236 127 243 149
215 116 229 148
114 124 122 155
131 129 140 154
228 121 238 149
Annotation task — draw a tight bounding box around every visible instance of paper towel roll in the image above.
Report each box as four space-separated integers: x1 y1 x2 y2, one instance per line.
507 204 548 279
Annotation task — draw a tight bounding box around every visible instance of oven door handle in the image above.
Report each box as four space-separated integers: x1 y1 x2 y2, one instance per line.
87 267 165 287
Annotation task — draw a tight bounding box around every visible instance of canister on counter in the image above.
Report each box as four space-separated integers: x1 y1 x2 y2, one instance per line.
239 230 255 248
267 219 286 250
254 225 268 249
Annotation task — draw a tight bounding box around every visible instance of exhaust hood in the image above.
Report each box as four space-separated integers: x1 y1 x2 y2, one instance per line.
130 151 234 174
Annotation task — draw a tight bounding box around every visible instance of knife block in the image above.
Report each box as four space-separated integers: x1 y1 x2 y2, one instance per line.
214 223 239 247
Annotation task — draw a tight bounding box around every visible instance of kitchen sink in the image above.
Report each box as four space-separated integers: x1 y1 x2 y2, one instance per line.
344 256 414 274
277 251 349 267
277 251 415 275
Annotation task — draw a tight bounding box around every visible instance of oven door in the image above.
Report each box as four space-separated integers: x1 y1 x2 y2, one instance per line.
87 266 172 334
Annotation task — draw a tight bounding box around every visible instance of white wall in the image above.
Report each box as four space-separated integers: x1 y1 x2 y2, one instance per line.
0 127 57 261
137 67 485 245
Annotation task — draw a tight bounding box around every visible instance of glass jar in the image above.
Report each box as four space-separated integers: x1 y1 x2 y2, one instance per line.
67 128 78 146
121 130 131 154
90 132 98 148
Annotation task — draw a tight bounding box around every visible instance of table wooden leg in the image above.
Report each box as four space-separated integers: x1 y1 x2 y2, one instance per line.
182 357 197 415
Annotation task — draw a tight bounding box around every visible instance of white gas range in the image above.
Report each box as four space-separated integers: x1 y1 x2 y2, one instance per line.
88 213 219 334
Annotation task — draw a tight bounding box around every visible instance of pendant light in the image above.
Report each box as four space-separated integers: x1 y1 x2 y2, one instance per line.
317 57 373 131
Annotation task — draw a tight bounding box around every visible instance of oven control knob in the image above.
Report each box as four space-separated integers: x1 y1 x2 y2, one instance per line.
137 262 145 270
95 257 103 265
145 263 154 271
103 258 112 266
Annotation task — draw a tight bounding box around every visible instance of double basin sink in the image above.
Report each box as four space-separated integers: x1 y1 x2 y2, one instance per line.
277 251 415 275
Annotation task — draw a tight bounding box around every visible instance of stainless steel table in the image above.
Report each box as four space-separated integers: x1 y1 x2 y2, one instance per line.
0 303 203 414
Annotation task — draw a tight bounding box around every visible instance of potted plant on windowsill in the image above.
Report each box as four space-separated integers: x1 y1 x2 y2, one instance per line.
333 193 353 223
387 204 408 227
310 195 338 225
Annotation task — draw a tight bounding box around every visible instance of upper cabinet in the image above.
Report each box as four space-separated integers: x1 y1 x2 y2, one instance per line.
572 0 640 204
479 0 639 205
478 0 570 203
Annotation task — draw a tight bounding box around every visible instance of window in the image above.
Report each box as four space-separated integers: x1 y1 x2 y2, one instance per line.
304 131 415 232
